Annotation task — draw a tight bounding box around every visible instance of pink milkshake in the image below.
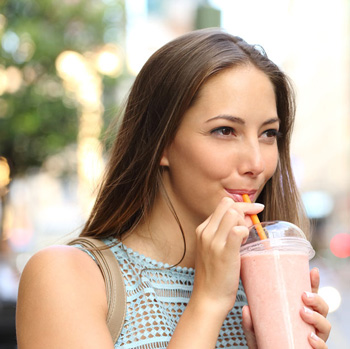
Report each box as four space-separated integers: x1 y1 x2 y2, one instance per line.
240 221 315 349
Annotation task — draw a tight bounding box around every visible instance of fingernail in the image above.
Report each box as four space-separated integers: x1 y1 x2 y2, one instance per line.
253 203 265 208
310 332 320 341
304 306 313 314
304 291 315 298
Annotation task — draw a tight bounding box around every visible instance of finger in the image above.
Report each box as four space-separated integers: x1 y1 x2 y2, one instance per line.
196 197 262 240
244 215 254 227
310 268 320 293
199 197 238 238
241 202 264 227
221 198 264 217
308 332 328 349
242 202 265 215
211 208 247 247
300 307 331 342
222 201 264 229
196 214 212 236
241 305 258 349
241 305 254 331
226 225 249 251
302 292 329 318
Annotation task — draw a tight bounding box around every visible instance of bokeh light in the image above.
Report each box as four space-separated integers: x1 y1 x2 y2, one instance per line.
95 44 123 77
78 136 104 184
5 66 23 93
14 33 36 63
55 49 104 215
1 30 19 54
0 65 23 95
318 286 342 313
55 51 89 82
56 50 102 110
302 191 334 219
330 233 350 258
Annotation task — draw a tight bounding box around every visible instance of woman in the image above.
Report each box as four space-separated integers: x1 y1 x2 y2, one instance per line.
16 28 331 348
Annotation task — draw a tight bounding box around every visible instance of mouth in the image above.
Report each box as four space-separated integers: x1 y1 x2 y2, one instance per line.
224 189 257 203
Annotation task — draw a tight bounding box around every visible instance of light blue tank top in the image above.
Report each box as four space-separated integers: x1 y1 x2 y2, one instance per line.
83 238 248 348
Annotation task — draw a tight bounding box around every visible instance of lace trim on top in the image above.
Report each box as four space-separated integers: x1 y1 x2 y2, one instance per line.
98 238 248 348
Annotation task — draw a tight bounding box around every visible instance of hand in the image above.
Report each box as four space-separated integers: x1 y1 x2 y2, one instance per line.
169 198 264 349
300 267 332 348
192 197 264 315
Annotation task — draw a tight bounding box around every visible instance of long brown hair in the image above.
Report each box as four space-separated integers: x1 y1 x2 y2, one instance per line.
80 28 309 240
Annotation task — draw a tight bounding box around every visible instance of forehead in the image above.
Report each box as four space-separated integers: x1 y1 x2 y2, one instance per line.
199 64 274 98
186 65 277 119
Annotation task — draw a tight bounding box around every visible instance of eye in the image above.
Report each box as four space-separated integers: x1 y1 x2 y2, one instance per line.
262 129 282 138
260 129 282 144
211 126 236 137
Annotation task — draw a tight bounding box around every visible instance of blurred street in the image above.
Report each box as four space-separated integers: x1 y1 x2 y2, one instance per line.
1 0 350 348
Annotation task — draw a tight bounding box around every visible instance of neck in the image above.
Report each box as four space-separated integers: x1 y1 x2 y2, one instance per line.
122 192 197 268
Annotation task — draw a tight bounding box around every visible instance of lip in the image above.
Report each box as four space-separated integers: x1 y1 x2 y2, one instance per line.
224 189 257 203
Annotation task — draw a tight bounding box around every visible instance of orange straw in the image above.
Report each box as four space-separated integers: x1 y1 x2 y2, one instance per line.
242 194 267 240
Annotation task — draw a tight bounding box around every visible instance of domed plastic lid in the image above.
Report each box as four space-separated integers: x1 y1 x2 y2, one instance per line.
240 220 315 260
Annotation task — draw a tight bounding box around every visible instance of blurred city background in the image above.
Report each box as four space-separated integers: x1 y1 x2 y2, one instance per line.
0 0 349 347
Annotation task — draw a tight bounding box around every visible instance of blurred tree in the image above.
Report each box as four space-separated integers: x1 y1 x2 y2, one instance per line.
0 0 126 176
195 1 221 30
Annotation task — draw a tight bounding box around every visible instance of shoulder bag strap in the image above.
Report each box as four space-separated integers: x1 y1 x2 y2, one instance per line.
67 237 126 343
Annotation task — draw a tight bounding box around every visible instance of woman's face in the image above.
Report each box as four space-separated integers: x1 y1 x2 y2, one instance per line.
161 64 280 226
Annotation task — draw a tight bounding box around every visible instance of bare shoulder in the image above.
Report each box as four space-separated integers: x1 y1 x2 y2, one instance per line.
18 245 106 294
19 244 102 281
16 245 114 348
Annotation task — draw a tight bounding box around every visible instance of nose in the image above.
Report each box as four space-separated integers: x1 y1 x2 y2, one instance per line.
238 139 265 177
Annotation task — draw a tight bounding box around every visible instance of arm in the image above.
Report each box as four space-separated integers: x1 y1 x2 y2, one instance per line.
16 245 115 349
168 197 264 348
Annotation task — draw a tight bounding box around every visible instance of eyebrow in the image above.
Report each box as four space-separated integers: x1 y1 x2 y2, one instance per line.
205 114 280 126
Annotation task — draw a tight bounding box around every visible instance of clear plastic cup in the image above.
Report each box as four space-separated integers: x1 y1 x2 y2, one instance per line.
240 221 315 349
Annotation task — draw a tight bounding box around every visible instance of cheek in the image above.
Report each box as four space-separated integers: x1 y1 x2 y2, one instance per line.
180 143 234 180
165 142 235 206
